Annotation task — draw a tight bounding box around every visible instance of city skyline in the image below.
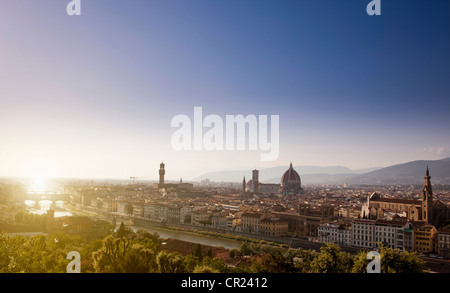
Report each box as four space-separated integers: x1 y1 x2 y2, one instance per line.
1 0 449 180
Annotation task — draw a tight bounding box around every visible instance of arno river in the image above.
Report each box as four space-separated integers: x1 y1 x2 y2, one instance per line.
128 224 244 250
23 198 243 250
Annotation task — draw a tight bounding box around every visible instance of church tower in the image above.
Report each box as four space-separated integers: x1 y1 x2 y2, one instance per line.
159 162 165 185
242 177 246 193
422 167 433 223
252 169 259 194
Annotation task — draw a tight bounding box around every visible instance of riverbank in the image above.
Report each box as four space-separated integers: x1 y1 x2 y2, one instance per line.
161 225 288 248
131 217 364 254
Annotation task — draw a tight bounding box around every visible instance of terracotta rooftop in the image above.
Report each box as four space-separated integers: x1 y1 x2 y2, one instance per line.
161 238 229 257
371 197 421 205
375 219 408 226
438 227 450 234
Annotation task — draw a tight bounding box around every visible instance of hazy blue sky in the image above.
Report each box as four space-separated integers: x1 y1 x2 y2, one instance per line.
0 0 449 180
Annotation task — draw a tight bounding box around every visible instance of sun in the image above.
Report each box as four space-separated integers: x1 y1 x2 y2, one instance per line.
24 158 60 191
29 177 48 192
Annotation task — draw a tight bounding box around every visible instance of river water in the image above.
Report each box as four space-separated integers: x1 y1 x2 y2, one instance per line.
129 225 243 250
23 198 243 250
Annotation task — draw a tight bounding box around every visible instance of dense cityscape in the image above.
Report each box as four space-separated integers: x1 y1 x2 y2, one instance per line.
1 161 449 273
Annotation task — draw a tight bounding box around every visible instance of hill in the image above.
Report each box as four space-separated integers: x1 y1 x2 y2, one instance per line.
345 158 450 185
194 165 381 184
194 158 450 185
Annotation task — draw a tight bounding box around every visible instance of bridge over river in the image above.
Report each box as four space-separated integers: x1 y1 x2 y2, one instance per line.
22 192 70 202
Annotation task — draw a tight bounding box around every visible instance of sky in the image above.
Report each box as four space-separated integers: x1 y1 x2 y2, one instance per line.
0 0 449 181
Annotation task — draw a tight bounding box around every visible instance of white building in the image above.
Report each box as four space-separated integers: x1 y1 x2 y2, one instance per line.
143 204 155 219
374 219 414 251
180 205 193 224
191 209 211 226
438 227 450 259
116 201 128 215
352 219 376 249
352 218 414 251
318 222 352 246
133 203 144 218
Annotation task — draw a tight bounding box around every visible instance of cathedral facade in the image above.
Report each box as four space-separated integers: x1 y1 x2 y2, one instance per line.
362 167 449 227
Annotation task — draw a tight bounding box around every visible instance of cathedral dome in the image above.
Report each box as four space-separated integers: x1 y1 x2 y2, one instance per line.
281 162 302 193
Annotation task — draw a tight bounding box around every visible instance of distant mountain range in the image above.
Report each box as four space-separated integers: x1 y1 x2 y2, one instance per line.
194 158 450 185
194 165 382 184
344 157 450 185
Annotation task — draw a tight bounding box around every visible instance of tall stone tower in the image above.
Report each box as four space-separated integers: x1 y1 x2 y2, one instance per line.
252 169 259 194
242 177 246 193
159 162 165 185
422 167 433 223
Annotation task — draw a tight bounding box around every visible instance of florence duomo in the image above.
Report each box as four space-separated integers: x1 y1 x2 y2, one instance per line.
243 162 303 195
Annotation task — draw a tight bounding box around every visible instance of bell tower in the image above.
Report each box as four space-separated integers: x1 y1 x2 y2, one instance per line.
422 166 433 223
159 162 165 185
252 169 259 194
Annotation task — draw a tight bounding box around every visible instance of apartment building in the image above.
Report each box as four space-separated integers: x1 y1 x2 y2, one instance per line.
412 221 438 254
373 219 413 251
318 222 352 246
241 212 264 234
352 219 415 251
259 218 289 237
438 227 450 259
352 219 376 249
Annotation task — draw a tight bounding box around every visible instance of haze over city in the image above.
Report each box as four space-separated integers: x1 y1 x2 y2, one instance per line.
1 0 449 181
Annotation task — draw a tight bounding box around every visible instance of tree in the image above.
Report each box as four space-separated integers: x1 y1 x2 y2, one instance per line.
117 222 126 238
14 210 24 223
310 243 353 273
229 249 239 258
92 235 131 273
351 244 425 273
156 251 186 273
193 265 220 273
379 245 424 273
200 256 229 273
183 254 200 273
253 251 294 273
125 203 133 216
119 244 157 273
194 243 203 260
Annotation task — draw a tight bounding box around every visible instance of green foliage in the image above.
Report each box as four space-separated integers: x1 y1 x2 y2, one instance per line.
13 210 47 230
125 204 133 216
156 250 185 273
309 244 354 273
351 243 425 273
183 254 200 273
0 229 426 273
116 221 126 238
0 231 86 273
193 265 220 273
194 243 203 260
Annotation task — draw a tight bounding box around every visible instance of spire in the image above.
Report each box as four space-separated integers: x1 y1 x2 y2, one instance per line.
424 166 431 183
423 166 432 197
290 161 293 168
422 166 433 223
